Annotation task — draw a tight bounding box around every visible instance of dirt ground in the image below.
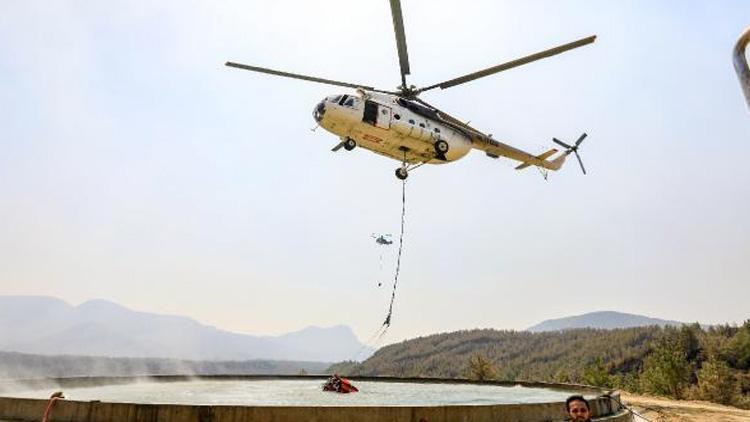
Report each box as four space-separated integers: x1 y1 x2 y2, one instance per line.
621 393 750 421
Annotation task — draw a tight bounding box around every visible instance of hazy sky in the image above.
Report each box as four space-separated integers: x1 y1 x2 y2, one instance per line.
1 1 749 345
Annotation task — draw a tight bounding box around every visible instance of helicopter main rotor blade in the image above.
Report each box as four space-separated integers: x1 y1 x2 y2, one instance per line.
389 0 411 88
226 61 385 92
416 35 597 93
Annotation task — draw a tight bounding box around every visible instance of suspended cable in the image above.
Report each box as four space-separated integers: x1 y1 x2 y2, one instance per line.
380 178 407 331
346 178 408 363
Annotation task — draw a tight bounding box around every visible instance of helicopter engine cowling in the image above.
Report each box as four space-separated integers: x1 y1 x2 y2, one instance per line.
440 133 472 162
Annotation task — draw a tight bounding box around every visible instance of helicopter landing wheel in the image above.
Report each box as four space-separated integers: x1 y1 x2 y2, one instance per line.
434 140 449 155
343 138 356 151
395 167 408 180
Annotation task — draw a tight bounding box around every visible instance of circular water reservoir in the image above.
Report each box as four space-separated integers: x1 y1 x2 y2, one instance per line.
0 376 633 422
7 378 581 406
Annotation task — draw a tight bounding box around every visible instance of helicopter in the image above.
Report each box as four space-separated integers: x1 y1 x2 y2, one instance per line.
226 1 596 180
372 234 394 246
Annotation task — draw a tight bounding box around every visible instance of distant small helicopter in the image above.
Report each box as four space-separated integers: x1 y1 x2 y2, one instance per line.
227 0 596 179
372 234 394 246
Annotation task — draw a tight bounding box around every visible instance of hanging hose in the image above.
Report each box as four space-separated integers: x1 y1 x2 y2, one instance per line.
377 249 384 286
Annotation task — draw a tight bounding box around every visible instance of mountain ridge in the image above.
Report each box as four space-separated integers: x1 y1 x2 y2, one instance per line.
0 295 372 362
527 310 684 332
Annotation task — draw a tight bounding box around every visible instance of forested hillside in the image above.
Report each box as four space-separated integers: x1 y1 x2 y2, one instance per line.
0 351 329 380
330 322 750 408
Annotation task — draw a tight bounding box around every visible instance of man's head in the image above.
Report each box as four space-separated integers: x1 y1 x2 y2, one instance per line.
565 395 591 422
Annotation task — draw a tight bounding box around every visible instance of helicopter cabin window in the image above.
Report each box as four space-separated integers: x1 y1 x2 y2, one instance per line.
434 128 441 133
408 119 415 124
419 122 426 128
338 95 349 106
393 114 401 120
344 97 356 107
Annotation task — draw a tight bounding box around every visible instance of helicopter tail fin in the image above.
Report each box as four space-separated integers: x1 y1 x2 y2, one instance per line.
545 151 569 171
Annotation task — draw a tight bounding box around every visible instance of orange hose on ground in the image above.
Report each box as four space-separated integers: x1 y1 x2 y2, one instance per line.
41 391 64 422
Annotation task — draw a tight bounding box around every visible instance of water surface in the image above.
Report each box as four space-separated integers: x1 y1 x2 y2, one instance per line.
10 379 583 406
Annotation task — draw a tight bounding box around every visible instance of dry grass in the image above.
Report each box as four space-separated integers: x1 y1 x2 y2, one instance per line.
622 393 750 422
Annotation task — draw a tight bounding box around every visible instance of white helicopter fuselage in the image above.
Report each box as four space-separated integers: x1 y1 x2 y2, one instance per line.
313 91 472 165
228 1 595 179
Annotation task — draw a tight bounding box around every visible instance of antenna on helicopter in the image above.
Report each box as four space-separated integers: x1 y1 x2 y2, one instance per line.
552 133 589 175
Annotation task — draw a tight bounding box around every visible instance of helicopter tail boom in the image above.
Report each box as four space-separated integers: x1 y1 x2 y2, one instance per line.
514 148 559 170
515 144 576 172
545 152 568 171
513 132 589 174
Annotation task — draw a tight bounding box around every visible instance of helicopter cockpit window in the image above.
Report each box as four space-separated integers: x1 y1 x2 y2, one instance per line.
338 95 349 106
331 95 342 103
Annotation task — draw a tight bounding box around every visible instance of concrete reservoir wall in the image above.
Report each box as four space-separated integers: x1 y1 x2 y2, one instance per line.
0 376 633 422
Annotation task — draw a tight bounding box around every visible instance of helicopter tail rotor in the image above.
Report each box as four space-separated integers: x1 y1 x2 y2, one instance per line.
552 133 588 174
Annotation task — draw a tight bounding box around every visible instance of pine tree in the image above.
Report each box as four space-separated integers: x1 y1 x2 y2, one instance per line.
640 334 691 398
467 353 496 381
583 357 611 387
698 359 739 405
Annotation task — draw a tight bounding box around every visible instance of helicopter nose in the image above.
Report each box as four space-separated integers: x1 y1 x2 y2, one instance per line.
313 100 326 123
